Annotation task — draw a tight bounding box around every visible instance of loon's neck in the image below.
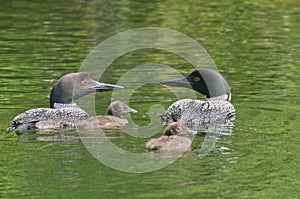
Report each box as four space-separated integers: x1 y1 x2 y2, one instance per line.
206 93 231 102
53 102 80 109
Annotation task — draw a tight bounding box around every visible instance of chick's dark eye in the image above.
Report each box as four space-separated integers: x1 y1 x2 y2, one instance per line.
194 77 200 82
118 106 124 110
81 80 87 86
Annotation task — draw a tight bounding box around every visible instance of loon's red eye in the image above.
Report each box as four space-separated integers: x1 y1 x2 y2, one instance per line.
194 77 200 82
81 80 87 85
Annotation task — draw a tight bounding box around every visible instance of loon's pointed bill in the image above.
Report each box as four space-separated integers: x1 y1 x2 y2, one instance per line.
92 83 124 92
160 77 193 90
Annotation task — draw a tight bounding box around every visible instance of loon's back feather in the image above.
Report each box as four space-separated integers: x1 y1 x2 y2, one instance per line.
160 99 235 125
8 108 88 131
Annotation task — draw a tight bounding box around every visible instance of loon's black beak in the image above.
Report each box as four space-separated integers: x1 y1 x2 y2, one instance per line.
91 83 124 92
160 77 193 89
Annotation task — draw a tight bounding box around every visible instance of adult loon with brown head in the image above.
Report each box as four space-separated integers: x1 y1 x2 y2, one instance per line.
160 69 235 126
7 72 123 132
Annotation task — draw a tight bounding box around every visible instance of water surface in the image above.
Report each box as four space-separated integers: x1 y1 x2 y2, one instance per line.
0 0 299 198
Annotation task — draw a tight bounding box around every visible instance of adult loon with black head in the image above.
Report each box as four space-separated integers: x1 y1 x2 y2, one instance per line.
160 69 235 126
7 72 123 132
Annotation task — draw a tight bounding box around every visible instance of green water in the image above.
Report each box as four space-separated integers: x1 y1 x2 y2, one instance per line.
1 0 300 198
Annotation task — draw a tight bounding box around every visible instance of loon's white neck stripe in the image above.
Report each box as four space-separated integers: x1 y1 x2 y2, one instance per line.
207 94 231 102
53 103 80 109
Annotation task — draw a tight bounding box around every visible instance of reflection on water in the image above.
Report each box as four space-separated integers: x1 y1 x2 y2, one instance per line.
0 0 300 198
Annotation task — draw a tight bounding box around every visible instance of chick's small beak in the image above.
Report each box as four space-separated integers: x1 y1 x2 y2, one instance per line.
128 108 138 114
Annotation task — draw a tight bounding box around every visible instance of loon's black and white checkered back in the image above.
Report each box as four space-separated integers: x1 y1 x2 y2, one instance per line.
160 99 235 135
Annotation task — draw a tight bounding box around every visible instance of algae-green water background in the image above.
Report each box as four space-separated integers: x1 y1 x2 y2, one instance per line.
0 0 299 198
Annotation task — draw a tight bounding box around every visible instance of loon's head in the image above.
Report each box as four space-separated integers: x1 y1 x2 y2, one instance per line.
107 101 137 117
160 69 231 101
50 72 123 108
